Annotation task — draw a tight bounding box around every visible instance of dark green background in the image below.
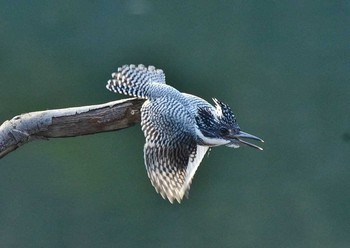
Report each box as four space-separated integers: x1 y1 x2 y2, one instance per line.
1 1 349 247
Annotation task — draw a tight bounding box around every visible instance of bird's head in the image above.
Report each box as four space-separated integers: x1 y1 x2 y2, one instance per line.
195 98 263 150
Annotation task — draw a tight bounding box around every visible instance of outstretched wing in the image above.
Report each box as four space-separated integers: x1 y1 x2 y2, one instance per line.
106 64 166 98
141 98 209 203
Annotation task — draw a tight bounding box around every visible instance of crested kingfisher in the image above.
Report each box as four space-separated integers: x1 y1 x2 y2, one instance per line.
106 64 263 203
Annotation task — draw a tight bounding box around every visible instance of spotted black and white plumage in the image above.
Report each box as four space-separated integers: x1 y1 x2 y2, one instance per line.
106 64 263 203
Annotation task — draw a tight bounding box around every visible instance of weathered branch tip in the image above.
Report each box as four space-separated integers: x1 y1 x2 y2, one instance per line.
0 98 145 159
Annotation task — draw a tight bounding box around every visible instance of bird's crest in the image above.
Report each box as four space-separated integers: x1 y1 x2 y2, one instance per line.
212 98 237 125
196 99 237 130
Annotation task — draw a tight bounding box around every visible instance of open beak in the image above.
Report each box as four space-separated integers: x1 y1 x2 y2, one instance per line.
229 131 264 150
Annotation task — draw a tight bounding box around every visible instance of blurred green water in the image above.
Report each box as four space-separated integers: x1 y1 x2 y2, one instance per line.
1 1 349 247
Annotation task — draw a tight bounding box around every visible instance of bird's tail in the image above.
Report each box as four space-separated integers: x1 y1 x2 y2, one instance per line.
106 64 166 98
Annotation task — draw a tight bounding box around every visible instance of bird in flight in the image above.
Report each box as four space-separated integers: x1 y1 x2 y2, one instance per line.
106 64 263 203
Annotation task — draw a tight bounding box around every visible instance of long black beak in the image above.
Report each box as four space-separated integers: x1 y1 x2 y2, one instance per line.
233 131 264 150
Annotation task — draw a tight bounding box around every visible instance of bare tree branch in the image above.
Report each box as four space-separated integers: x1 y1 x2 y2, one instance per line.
0 98 145 159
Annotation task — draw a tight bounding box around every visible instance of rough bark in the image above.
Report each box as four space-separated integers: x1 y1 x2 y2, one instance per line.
0 98 145 159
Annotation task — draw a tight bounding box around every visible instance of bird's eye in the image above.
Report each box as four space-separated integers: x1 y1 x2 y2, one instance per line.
219 127 230 136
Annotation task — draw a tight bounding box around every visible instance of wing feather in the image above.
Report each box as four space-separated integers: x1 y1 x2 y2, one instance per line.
106 64 166 98
141 98 208 203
